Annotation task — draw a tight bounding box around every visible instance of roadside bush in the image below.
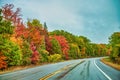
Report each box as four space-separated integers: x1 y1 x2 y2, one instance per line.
48 54 62 62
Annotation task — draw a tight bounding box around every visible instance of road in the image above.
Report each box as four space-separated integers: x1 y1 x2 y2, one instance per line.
0 58 120 80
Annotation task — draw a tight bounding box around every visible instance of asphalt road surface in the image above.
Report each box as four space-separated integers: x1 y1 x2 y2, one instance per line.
0 58 120 80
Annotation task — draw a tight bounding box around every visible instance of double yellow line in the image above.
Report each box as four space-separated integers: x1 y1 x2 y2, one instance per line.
40 60 85 80
40 64 73 80
40 70 61 80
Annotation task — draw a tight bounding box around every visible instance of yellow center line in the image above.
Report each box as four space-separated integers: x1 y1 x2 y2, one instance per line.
39 63 76 80
39 60 85 80
40 70 61 80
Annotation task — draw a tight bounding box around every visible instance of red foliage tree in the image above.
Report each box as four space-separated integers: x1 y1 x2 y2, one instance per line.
2 4 26 39
2 4 21 26
45 36 52 54
24 27 42 46
54 36 69 60
2 4 14 20
2 4 42 45
15 22 26 37
30 42 39 64
0 52 7 69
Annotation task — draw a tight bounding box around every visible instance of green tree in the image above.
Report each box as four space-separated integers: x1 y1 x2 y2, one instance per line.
0 36 22 66
109 32 120 63
0 9 14 38
50 38 62 54
38 49 49 63
0 9 22 67
21 41 32 65
27 19 43 30
69 43 81 59
50 30 76 43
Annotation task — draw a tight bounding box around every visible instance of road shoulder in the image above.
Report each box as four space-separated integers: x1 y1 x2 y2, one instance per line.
101 58 120 71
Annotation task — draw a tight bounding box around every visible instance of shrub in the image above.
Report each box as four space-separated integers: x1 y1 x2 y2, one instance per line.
48 54 62 62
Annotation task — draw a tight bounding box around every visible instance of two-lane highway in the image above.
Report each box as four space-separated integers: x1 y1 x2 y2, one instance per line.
46 58 111 80
0 58 120 80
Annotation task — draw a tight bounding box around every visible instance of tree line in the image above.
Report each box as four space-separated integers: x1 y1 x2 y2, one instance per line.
0 4 119 70
108 32 120 64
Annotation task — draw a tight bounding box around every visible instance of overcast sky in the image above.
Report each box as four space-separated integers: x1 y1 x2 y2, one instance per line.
0 0 120 43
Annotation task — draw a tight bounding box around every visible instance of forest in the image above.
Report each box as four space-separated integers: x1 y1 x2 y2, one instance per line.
0 4 120 70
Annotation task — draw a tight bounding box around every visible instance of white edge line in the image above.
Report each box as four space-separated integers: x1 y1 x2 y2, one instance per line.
94 60 112 80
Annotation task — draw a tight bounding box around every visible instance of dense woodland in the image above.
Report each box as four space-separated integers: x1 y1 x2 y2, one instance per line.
0 4 120 70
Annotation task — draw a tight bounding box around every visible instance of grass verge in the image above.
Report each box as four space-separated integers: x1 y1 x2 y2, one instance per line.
101 58 120 71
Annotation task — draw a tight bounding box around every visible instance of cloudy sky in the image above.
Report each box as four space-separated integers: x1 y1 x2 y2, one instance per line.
0 0 120 43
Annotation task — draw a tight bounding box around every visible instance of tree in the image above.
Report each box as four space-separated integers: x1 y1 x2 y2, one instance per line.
44 22 51 54
45 37 52 54
25 19 43 46
21 41 32 65
69 43 81 59
23 26 42 46
0 9 22 68
0 52 7 69
50 38 62 54
44 22 48 30
79 36 91 43
109 32 120 46
54 36 69 60
106 44 112 56
0 37 22 66
38 49 49 63
50 30 76 43
0 9 14 36
30 42 40 64
109 32 120 63
27 19 42 30
15 22 26 38
2 4 22 26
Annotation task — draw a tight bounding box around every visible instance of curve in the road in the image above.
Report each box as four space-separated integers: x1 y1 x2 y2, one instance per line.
0 58 120 80
94 60 112 80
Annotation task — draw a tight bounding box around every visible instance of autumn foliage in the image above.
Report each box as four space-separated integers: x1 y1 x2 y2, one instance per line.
0 52 7 69
54 36 69 60
2 4 22 26
30 42 40 64
0 4 110 70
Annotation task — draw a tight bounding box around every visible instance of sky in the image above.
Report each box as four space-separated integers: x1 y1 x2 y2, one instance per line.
0 0 120 43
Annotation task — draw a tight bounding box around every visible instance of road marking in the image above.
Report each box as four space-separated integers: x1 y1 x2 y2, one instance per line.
94 60 112 80
39 64 75 80
40 70 61 80
40 60 85 80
